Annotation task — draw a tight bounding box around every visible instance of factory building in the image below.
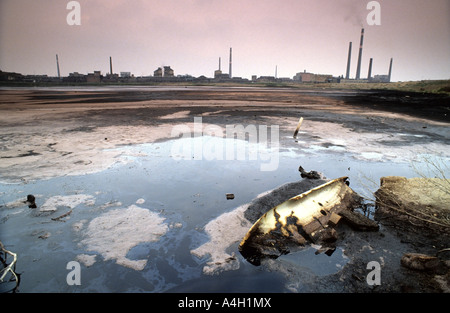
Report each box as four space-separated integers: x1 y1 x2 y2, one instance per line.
214 69 222 78
214 70 230 80
371 75 390 83
343 29 393 83
63 72 86 83
154 66 175 77
293 70 333 83
0 70 24 81
164 66 174 77
213 56 231 81
154 68 162 77
86 71 102 83
257 76 277 83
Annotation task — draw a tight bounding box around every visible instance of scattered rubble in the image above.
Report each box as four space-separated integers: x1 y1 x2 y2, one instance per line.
239 177 378 266
339 210 379 231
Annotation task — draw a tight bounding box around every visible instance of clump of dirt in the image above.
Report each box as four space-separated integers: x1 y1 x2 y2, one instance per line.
368 176 450 292
375 176 450 237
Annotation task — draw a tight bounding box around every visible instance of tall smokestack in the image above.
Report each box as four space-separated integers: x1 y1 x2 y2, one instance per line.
368 58 373 80
229 47 232 78
56 54 61 79
110 56 113 75
388 58 393 82
355 28 364 80
345 42 352 79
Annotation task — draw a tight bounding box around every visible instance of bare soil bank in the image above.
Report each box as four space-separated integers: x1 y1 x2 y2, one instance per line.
1 87 448 181
8 87 450 121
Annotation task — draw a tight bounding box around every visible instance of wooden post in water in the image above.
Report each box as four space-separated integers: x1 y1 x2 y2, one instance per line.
293 117 304 138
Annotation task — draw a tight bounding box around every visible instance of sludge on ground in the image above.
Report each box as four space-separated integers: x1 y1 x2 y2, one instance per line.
0 86 449 293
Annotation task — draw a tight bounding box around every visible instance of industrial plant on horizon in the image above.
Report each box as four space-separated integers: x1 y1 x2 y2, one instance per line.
1 29 393 85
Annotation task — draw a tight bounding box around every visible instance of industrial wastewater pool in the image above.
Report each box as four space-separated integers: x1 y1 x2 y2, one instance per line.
1 134 446 293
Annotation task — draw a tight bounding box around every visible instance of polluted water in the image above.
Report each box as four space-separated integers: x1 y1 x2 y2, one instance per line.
0 134 447 292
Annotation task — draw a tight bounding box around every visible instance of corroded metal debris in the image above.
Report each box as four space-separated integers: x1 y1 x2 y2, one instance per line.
239 177 368 265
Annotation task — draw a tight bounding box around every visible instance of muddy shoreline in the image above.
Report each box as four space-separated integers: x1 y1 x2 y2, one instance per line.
1 87 448 183
0 86 449 292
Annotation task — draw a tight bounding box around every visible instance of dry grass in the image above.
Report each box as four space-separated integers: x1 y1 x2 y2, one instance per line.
328 80 450 95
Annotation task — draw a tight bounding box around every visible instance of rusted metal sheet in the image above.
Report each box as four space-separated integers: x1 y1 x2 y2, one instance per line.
239 177 362 265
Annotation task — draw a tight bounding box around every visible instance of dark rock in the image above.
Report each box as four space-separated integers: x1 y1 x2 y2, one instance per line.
299 166 323 179
401 253 441 271
26 194 37 209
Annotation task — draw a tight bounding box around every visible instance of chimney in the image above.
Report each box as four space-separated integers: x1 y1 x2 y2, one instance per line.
229 47 232 78
355 28 364 80
368 58 373 80
388 58 393 82
110 57 113 75
56 54 61 79
219 57 221 71
345 42 352 79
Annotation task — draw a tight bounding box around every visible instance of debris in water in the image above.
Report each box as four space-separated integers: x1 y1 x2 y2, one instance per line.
38 232 51 239
239 177 365 265
328 212 342 227
339 210 379 231
26 194 36 209
51 209 73 222
293 117 304 139
0 241 20 293
226 193 235 200
299 166 323 179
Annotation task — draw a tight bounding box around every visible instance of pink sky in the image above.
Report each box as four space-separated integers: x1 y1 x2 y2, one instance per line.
1 0 449 81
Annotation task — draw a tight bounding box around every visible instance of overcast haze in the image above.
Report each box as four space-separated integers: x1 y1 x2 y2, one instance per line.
1 0 449 82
